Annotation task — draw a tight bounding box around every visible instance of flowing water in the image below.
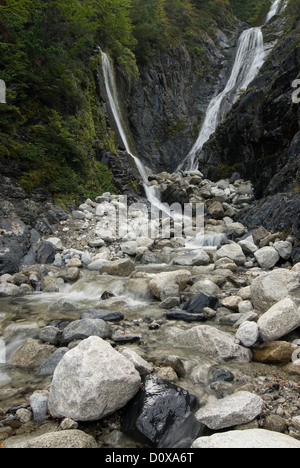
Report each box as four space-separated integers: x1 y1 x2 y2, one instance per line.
179 0 284 171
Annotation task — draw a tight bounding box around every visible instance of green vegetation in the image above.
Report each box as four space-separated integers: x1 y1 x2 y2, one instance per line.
229 0 272 25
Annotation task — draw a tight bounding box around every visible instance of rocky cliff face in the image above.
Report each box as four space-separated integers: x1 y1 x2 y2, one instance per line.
123 23 242 173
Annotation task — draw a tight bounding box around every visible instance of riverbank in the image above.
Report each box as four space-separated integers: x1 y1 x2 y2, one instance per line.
0 170 300 448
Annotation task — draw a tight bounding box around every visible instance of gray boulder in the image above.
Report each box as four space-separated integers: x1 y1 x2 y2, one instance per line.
195 391 264 430
48 336 141 421
254 246 280 269
61 319 111 345
215 243 246 266
257 298 300 341
191 429 300 448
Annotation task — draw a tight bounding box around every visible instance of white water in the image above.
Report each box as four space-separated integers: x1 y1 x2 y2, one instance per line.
180 0 284 171
101 51 165 211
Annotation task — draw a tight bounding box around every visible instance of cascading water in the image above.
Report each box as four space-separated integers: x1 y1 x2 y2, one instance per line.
101 51 165 211
180 0 284 171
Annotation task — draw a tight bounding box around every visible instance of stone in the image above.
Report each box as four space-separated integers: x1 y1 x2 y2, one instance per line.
149 270 191 300
0 282 20 297
121 241 138 256
122 375 198 447
190 279 221 296
208 200 224 219
80 309 124 322
61 318 111 345
191 429 300 449
36 241 56 265
273 241 293 260
166 310 207 322
29 392 48 424
253 341 295 364
221 295 242 311
173 250 210 267
250 269 299 312
195 391 263 430
238 236 258 254
99 258 135 277
39 326 61 345
46 237 63 251
38 348 69 376
235 321 259 347
215 243 246 266
252 226 270 245
120 348 153 375
182 293 219 314
9 339 55 369
257 298 300 341
48 337 141 421
254 247 280 269
3 430 98 448
169 325 252 362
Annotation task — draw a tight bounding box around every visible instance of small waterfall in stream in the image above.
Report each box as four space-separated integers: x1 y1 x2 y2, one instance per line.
179 0 284 171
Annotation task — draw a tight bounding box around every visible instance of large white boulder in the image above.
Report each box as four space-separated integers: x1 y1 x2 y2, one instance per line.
215 243 246 266
254 246 279 269
258 298 300 341
250 269 299 312
48 336 141 421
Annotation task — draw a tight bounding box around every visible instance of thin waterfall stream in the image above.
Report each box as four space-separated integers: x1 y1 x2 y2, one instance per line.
179 0 285 171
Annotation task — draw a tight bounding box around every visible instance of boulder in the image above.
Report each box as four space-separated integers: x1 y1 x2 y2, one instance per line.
257 298 300 341
253 341 295 364
215 243 246 266
61 318 111 345
273 241 293 260
99 258 135 277
195 391 264 430
168 325 252 362
122 375 198 447
3 430 98 448
149 270 191 300
250 269 299 312
235 321 259 347
182 293 219 313
48 337 141 421
254 246 280 269
191 429 300 449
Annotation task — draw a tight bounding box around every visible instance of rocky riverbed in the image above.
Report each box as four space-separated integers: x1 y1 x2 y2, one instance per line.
0 170 300 449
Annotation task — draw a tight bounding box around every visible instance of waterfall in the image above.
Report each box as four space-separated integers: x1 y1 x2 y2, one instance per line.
180 0 284 171
100 51 164 211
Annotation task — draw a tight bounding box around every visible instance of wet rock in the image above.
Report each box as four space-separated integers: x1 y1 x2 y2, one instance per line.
173 250 210 267
166 310 207 322
39 326 61 345
195 391 263 430
182 293 219 314
48 336 141 421
122 375 198 447
80 309 124 322
191 429 300 449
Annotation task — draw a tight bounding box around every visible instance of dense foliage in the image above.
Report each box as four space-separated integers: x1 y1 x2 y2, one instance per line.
0 0 290 202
